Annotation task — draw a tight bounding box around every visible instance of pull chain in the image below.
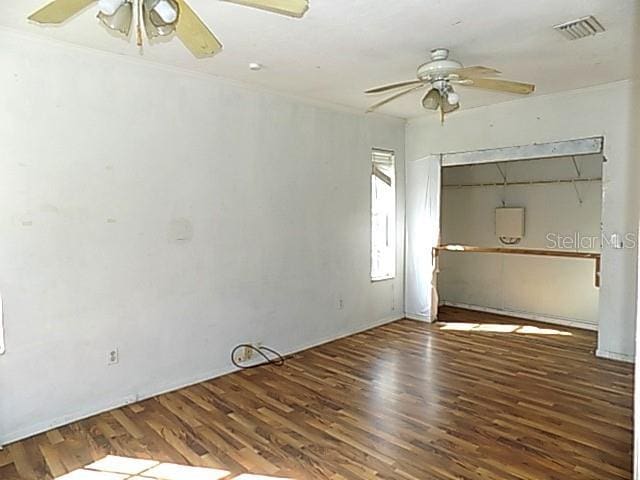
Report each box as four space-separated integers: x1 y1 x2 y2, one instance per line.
136 0 143 47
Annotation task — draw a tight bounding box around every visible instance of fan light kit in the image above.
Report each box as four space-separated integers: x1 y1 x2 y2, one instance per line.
28 0 310 57
365 48 535 122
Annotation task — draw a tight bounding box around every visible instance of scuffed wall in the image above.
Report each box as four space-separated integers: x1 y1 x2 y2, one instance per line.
0 30 406 444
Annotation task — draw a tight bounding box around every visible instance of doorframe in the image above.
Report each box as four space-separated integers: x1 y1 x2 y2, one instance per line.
441 136 603 166
431 135 605 326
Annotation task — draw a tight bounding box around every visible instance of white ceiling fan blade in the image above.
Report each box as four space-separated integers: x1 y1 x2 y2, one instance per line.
450 79 474 85
175 0 223 57
462 78 535 95
28 0 96 24
365 80 424 95
453 65 501 79
366 85 425 113
221 0 309 18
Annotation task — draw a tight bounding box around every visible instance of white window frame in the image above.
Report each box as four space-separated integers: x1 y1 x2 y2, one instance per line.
370 148 396 281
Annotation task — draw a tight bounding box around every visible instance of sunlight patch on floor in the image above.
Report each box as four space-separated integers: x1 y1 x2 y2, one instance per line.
135 462 229 480
439 322 572 336
56 455 293 480
233 475 294 480
86 456 160 475
56 470 128 480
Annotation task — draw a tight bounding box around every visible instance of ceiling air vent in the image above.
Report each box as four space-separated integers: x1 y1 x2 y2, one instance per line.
554 15 605 40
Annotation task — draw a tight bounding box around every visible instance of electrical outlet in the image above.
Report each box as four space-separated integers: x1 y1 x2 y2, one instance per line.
234 343 265 364
234 345 253 364
108 348 119 366
233 348 245 364
244 345 254 361
338 296 344 310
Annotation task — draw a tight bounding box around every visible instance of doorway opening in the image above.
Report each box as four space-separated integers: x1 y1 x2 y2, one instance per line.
436 152 604 330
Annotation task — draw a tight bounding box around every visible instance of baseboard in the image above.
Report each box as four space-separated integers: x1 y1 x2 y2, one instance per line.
283 313 405 357
595 349 634 363
0 313 404 447
440 301 598 331
405 313 434 323
0 364 237 448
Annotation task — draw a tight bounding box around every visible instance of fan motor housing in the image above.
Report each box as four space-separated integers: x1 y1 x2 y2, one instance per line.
417 59 463 80
417 48 463 81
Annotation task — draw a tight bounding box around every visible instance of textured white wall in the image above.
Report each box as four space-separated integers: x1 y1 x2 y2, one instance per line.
0 30 406 444
407 80 638 361
439 158 602 327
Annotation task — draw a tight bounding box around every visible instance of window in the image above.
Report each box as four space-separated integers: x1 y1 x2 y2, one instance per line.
371 149 396 280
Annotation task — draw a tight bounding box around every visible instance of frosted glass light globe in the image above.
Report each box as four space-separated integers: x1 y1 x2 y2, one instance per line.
154 0 178 23
98 0 125 16
447 91 460 105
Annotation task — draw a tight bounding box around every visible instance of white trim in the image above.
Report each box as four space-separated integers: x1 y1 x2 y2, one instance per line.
405 313 434 323
404 154 441 322
0 313 404 447
596 349 634 363
282 313 404 358
441 137 603 167
0 366 234 448
0 292 4 355
441 301 598 331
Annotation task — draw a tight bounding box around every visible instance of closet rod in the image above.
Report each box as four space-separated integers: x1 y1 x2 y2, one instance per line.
443 177 602 189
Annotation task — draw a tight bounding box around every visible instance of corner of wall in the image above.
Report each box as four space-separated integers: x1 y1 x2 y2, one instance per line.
596 349 635 364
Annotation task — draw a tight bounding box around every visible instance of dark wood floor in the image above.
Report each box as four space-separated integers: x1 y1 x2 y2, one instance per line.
1 307 633 480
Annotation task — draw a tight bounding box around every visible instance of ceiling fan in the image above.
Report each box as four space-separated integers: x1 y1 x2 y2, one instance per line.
27 0 309 57
365 48 535 120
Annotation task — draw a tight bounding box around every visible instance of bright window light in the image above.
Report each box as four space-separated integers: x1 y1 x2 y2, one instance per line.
371 149 396 281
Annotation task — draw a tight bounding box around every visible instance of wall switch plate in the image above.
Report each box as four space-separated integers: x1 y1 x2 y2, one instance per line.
108 349 119 366
233 349 244 364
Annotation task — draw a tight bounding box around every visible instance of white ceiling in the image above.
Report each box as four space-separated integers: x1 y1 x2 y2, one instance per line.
1 0 636 118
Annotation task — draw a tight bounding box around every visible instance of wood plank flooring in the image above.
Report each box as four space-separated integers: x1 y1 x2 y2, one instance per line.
2 307 633 479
